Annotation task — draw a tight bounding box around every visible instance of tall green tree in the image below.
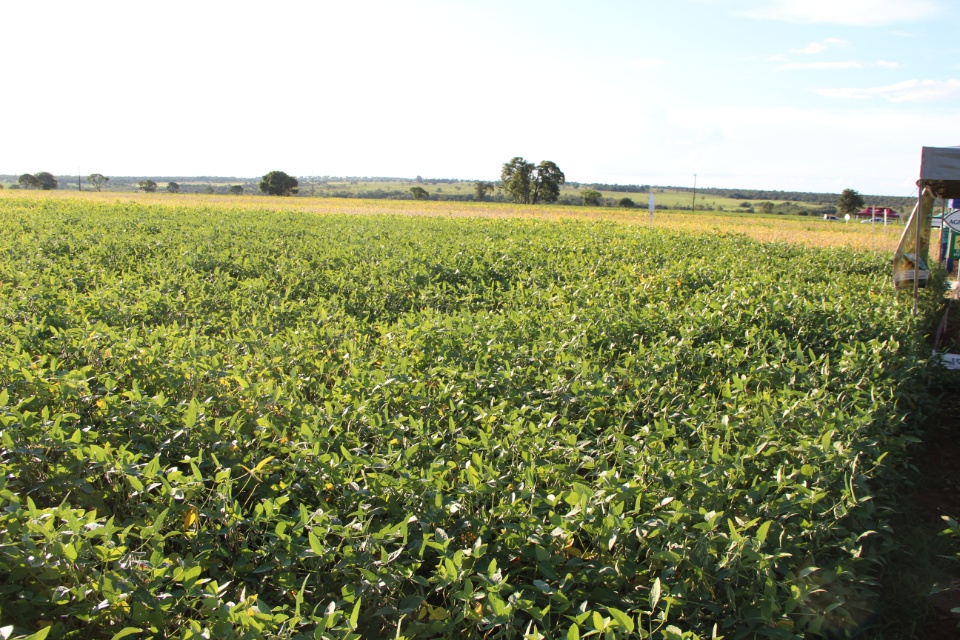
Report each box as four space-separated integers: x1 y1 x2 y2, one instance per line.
167 182 180 194
409 186 429 200
139 179 158 193
34 172 58 190
501 157 534 204
259 171 298 196
18 174 39 189
837 189 865 215
500 158 565 204
87 173 109 191
531 160 565 204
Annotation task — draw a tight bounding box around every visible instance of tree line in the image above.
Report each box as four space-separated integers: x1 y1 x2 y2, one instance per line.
0 169 909 213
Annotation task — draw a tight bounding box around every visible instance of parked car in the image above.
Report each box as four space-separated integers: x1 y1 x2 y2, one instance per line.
861 217 887 224
823 215 839 221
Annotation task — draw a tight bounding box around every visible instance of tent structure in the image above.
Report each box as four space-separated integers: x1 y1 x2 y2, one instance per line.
920 145 960 199
894 146 960 312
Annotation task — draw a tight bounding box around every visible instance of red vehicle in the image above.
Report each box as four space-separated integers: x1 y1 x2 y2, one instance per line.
855 206 900 220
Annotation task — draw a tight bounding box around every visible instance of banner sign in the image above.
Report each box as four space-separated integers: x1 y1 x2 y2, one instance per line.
943 210 960 233
893 187 934 290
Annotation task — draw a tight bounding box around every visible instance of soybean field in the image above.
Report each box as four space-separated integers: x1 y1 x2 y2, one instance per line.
0 195 937 639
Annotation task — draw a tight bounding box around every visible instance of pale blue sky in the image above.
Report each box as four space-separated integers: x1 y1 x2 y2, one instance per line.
4 0 959 194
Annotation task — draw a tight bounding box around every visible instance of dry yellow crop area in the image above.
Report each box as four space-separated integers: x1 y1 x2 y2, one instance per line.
3 190 904 252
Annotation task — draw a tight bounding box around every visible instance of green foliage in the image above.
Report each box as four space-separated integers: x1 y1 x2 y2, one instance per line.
582 190 602 206
229 185 243 195
138 180 158 193
942 515 960 560
0 197 935 639
500 158 565 205
837 189 865 215
17 174 39 189
474 181 494 202
531 161 565 204
759 201 774 214
617 197 635 208
34 172 58 190
259 171 298 196
410 186 430 200
500 157 534 204
87 173 109 192
166 182 180 194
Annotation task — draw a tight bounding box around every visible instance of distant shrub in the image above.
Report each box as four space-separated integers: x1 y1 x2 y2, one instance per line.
581 189 602 206
618 197 635 208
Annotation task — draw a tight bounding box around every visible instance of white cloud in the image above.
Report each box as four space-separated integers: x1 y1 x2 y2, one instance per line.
876 60 904 69
776 61 864 71
630 58 664 71
791 38 849 54
741 0 939 27
794 42 827 54
816 79 960 102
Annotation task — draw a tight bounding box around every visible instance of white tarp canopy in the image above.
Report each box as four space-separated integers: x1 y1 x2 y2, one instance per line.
920 145 960 198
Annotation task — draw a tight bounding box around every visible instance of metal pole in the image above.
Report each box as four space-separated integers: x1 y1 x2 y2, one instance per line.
913 183 923 315
648 191 655 231
948 227 953 275
691 174 697 212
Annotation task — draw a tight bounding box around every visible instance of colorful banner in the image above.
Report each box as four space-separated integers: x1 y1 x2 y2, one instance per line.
893 187 935 290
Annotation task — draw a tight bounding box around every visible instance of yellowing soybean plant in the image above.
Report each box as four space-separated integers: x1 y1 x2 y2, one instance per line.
0 195 936 639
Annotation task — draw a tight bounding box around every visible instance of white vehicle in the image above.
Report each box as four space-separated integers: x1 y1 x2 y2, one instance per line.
861 217 887 224
823 215 839 221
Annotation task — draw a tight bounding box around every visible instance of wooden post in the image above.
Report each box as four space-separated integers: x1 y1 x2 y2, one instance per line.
913 183 923 315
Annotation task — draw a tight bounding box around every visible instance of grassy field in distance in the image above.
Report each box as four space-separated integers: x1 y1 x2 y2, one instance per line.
304 179 823 211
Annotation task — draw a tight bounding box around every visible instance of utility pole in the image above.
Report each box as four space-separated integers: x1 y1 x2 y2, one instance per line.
692 174 697 211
